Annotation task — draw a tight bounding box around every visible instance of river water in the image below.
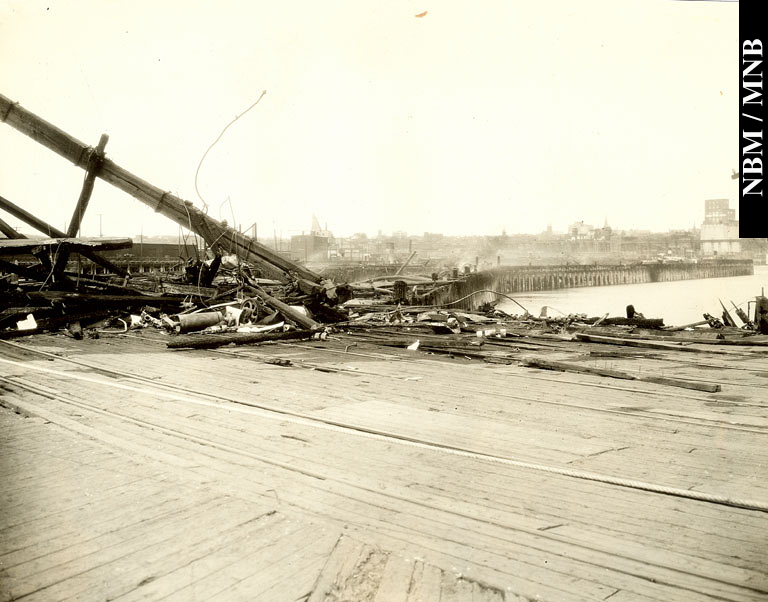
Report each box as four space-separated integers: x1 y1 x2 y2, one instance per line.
496 265 768 327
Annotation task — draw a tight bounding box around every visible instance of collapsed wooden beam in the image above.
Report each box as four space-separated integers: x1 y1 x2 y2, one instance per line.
67 133 109 237
26 290 190 307
0 217 25 239
0 93 323 284
0 194 130 277
394 251 417 276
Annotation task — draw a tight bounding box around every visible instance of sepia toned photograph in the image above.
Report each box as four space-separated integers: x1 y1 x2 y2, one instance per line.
1 1 765 600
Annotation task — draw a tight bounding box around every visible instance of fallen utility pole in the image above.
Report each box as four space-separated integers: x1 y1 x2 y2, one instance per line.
0 93 322 284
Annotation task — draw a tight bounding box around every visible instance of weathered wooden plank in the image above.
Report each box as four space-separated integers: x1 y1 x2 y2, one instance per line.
406 562 444 602
1 488 205 571
0 236 132 252
373 554 416 602
521 356 722 392
0 484 185 564
305 536 370 602
54 507 282 602
204 526 339 602
4 495 231 600
155 521 326 602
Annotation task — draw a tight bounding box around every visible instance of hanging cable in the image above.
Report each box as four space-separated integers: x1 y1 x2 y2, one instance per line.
194 91 267 211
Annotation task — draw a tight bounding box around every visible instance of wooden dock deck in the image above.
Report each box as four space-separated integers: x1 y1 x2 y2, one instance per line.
1 331 766 601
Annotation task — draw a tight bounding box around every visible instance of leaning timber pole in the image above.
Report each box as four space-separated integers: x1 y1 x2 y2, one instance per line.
0 93 322 284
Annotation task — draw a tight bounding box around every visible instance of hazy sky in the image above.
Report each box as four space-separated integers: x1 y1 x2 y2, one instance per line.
0 0 738 239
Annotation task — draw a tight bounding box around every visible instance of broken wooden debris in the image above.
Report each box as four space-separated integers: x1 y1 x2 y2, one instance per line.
730 300 752 328
521 357 722 393
574 333 708 351
167 327 325 350
663 319 710 331
575 332 768 348
243 279 321 330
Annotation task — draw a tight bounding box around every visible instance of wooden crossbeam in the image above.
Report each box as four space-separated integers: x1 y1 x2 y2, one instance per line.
66 133 109 237
0 194 130 277
0 237 132 255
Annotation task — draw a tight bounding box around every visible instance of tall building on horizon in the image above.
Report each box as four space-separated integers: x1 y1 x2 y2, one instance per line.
700 199 740 256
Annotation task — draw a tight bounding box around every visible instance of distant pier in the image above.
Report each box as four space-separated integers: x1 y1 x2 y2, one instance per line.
426 259 755 310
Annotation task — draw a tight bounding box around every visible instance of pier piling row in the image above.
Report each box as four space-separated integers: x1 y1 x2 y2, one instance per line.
427 259 754 310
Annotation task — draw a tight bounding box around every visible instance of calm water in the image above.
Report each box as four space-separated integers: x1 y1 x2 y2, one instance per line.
497 265 768 327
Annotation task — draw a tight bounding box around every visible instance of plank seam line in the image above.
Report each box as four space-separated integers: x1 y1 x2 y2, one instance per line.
2 358 767 515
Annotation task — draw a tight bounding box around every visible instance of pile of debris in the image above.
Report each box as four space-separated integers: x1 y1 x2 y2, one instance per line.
0 234 353 345
0 92 354 344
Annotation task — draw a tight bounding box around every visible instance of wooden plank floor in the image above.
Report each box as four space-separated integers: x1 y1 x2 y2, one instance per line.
1 332 767 601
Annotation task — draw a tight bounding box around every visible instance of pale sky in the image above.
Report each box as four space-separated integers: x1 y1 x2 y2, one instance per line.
0 0 739 239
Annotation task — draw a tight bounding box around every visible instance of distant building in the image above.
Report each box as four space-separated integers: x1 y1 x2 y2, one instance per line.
291 214 332 261
700 199 740 256
568 221 594 240
290 233 329 261
703 199 736 225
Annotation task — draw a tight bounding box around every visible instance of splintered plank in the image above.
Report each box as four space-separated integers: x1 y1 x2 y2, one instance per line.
308 536 509 602
307 535 380 602
373 554 417 602
406 562 444 602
